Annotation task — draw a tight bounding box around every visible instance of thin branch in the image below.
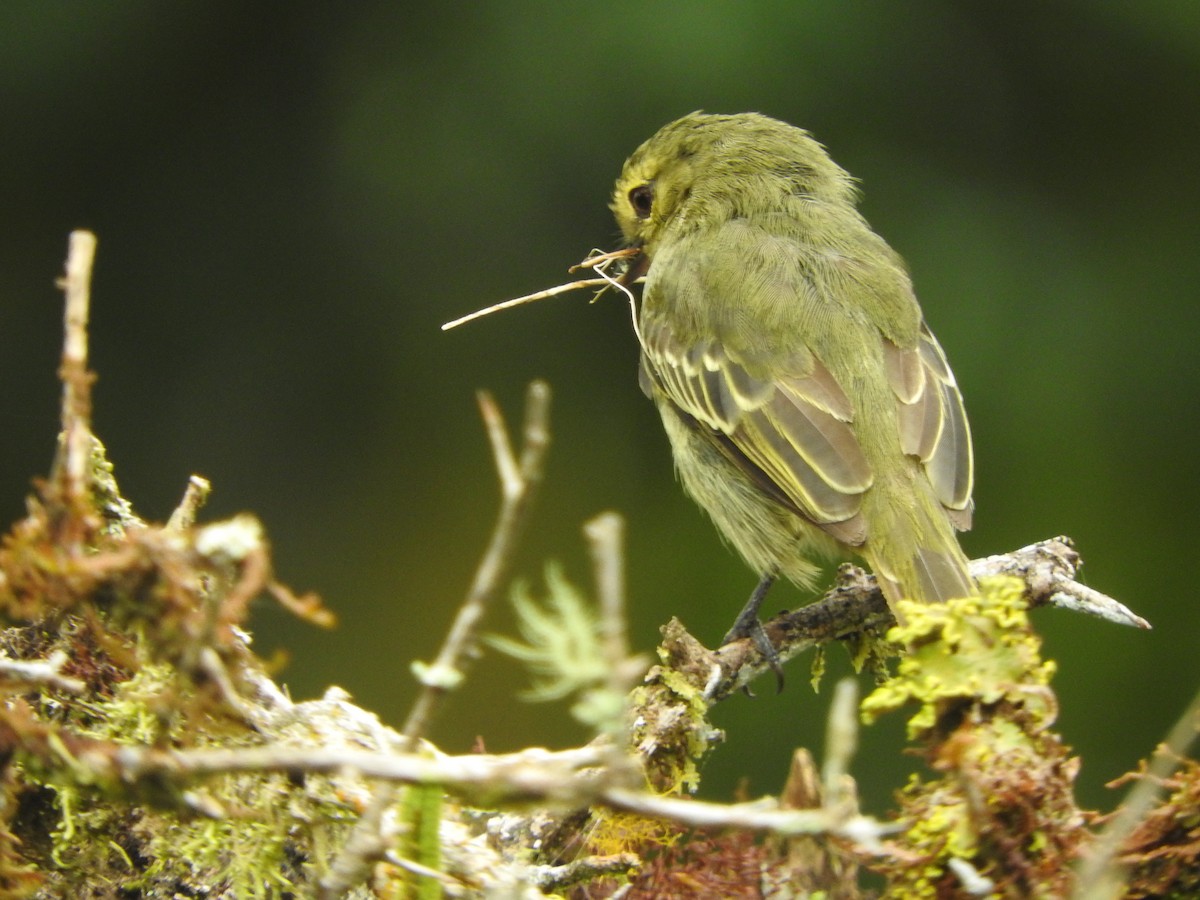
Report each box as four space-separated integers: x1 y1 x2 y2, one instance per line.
440 248 642 331
599 786 892 844
583 512 637 701
196 647 256 724
384 854 463 889
401 380 552 744
478 389 520 497
166 475 212 532
971 536 1149 629
322 383 551 898
566 247 642 274
83 740 893 843
53 230 98 503
107 742 608 805
0 651 85 694
441 278 614 331
705 536 1147 700
583 512 648 785
318 798 390 900
821 677 859 810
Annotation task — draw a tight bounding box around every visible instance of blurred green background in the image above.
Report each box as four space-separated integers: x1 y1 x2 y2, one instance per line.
2 1 1197 814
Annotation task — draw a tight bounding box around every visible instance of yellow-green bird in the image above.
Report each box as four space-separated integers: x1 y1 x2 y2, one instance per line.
611 112 975 648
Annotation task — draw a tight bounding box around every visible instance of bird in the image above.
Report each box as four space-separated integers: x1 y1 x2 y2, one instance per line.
610 112 976 653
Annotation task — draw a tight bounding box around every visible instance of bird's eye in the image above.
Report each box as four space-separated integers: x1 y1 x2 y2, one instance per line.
628 184 654 219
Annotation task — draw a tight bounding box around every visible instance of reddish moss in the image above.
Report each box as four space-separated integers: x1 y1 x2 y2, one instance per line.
1107 755 1200 898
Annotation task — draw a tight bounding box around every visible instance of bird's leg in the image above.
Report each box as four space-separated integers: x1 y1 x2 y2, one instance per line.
722 573 784 691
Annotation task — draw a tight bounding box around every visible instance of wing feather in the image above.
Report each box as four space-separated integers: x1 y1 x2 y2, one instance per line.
641 311 873 535
886 326 974 524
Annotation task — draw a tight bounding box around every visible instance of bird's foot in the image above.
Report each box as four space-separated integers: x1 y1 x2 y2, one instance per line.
722 574 784 693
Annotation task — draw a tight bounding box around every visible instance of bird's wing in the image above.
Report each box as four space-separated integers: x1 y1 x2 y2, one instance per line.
640 313 873 544
638 244 972 545
882 324 974 528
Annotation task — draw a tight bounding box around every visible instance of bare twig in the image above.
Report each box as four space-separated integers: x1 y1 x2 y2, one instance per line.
599 786 893 843
317 801 390 900
948 856 997 896
582 512 649 791
0 651 85 694
107 742 607 805
440 248 643 331
821 678 859 812
53 230 98 503
583 513 644 709
442 278 616 331
567 247 642 274
970 537 1149 629
401 381 552 744
166 475 212 532
321 383 551 898
385 855 463 889
196 647 256 724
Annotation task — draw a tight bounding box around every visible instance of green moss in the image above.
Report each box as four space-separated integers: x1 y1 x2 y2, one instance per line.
8 659 367 897
141 802 300 898
398 782 446 899
33 754 360 896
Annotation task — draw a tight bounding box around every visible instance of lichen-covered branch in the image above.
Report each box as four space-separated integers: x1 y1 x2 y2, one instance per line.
0 231 1189 900
699 536 1147 703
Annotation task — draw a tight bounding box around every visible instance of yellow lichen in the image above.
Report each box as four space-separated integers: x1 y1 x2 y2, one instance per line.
628 663 713 795
864 576 1085 898
861 576 1057 739
584 807 682 858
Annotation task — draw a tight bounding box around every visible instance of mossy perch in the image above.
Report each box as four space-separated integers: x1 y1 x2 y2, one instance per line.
0 232 1189 899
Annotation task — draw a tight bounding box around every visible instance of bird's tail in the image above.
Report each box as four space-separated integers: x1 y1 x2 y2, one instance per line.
871 542 976 613
863 492 977 618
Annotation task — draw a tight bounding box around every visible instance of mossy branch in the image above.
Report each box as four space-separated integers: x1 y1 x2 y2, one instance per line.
0 232 1192 899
